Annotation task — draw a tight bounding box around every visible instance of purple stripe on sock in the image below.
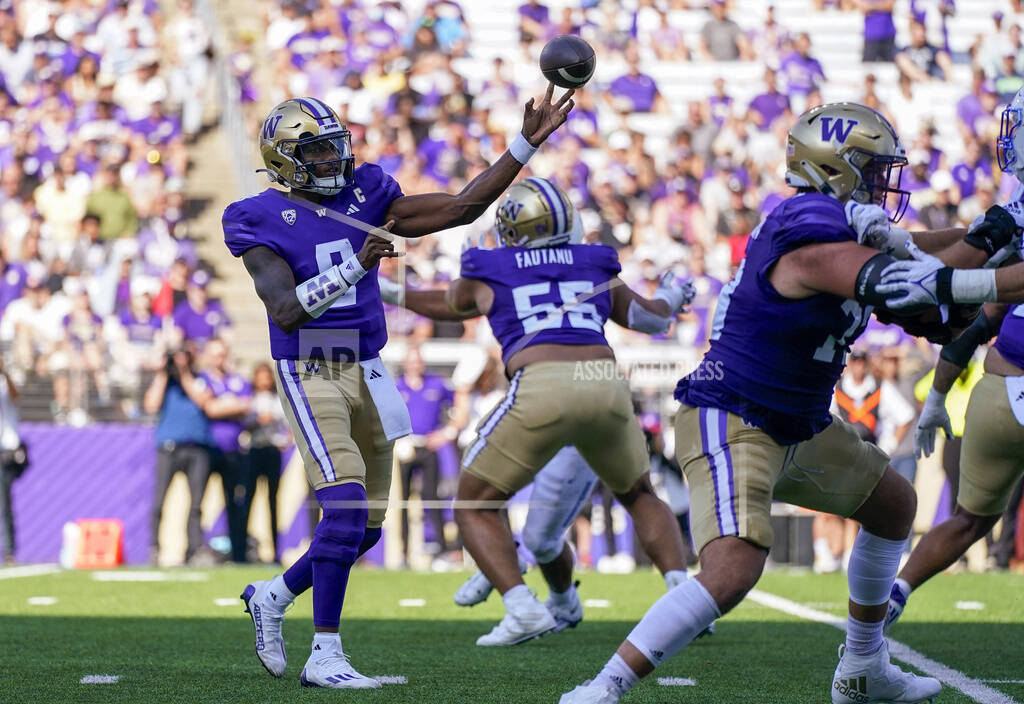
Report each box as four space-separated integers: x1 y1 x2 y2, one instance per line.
699 408 725 535
283 550 313 595
277 361 328 483
288 360 336 481
717 411 738 533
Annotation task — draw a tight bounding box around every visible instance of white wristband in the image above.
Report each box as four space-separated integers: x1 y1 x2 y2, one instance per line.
296 254 367 318
951 268 998 303
509 132 538 165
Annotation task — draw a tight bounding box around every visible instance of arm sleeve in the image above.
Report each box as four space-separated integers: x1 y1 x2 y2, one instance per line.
371 163 405 206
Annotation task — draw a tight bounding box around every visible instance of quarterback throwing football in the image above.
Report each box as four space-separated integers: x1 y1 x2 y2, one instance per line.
224 88 573 689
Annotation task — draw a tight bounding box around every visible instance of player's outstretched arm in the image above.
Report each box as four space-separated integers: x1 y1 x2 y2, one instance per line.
384 85 575 238
386 285 482 321
609 274 695 334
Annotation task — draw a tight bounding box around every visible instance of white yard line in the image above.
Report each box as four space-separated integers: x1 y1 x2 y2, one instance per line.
0 564 59 580
80 675 120 684
748 589 1021 704
373 675 408 685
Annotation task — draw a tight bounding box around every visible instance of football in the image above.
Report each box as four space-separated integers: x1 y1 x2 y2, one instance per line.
539 34 596 89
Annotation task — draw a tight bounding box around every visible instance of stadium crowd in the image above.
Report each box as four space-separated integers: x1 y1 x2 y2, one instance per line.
0 0 1022 569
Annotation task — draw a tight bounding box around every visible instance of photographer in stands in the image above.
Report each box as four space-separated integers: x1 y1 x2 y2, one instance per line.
144 347 214 565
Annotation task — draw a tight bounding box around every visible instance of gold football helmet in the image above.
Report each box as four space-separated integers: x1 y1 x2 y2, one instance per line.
257 97 354 195
786 102 909 221
495 177 582 248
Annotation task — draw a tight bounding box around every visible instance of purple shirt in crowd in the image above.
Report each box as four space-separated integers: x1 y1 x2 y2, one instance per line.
951 159 992 199
780 52 825 95
172 298 231 345
199 370 252 453
609 73 660 112
863 1 896 41
0 263 26 315
119 308 162 344
396 374 454 435
748 91 789 130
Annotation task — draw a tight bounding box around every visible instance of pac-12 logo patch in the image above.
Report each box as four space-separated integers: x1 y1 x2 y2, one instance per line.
281 209 297 225
820 116 858 143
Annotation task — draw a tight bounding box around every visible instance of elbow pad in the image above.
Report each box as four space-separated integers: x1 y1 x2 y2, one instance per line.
296 254 366 318
627 299 672 334
854 252 903 308
939 310 998 367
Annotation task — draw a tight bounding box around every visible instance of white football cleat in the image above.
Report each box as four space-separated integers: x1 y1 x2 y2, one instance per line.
559 680 620 703
831 642 941 703
240 579 289 677
300 640 381 689
476 601 556 646
546 582 583 633
454 552 529 607
883 582 909 634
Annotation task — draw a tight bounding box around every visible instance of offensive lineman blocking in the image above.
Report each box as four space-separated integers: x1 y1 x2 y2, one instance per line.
223 89 574 688
381 177 701 639
382 176 696 646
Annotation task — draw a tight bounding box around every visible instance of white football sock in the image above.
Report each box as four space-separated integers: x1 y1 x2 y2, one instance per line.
268 574 296 609
626 577 721 667
502 583 536 615
592 653 640 696
548 582 578 607
664 570 688 590
845 616 883 657
847 529 904 606
845 529 904 656
312 632 341 652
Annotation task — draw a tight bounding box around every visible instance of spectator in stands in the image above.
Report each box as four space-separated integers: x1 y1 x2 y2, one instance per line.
144 347 214 565
164 0 211 141
86 165 139 241
646 8 688 62
0 247 27 318
896 18 953 82
243 362 290 563
395 344 461 566
172 269 231 348
994 51 1024 103
0 357 24 565
605 43 668 115
59 283 109 423
876 345 919 496
857 0 897 62
747 4 790 66
194 338 252 562
518 0 549 49
699 0 751 62
747 67 790 132
958 69 998 140
919 170 960 230
951 139 992 200
780 33 826 106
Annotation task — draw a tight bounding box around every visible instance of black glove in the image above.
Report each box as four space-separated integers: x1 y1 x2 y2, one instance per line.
964 205 1020 257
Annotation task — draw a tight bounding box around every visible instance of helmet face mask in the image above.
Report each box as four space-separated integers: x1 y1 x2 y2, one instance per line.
495 177 580 248
259 98 355 196
997 88 1024 180
786 102 909 222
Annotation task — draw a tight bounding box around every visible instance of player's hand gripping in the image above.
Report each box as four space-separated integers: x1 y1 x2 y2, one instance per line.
357 221 404 270
914 388 953 458
520 83 575 147
844 201 913 259
655 272 697 314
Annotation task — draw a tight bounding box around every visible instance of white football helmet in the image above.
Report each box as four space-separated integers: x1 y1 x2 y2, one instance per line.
997 86 1024 182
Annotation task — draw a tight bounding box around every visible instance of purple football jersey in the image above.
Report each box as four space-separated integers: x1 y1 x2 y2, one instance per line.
222 163 403 361
676 193 870 445
461 244 621 365
200 371 252 453
994 305 1024 371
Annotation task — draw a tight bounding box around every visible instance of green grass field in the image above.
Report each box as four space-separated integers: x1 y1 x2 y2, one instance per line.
2 566 1022 703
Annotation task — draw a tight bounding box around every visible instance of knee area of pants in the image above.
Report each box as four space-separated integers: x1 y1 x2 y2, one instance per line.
310 510 367 563
522 530 561 564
